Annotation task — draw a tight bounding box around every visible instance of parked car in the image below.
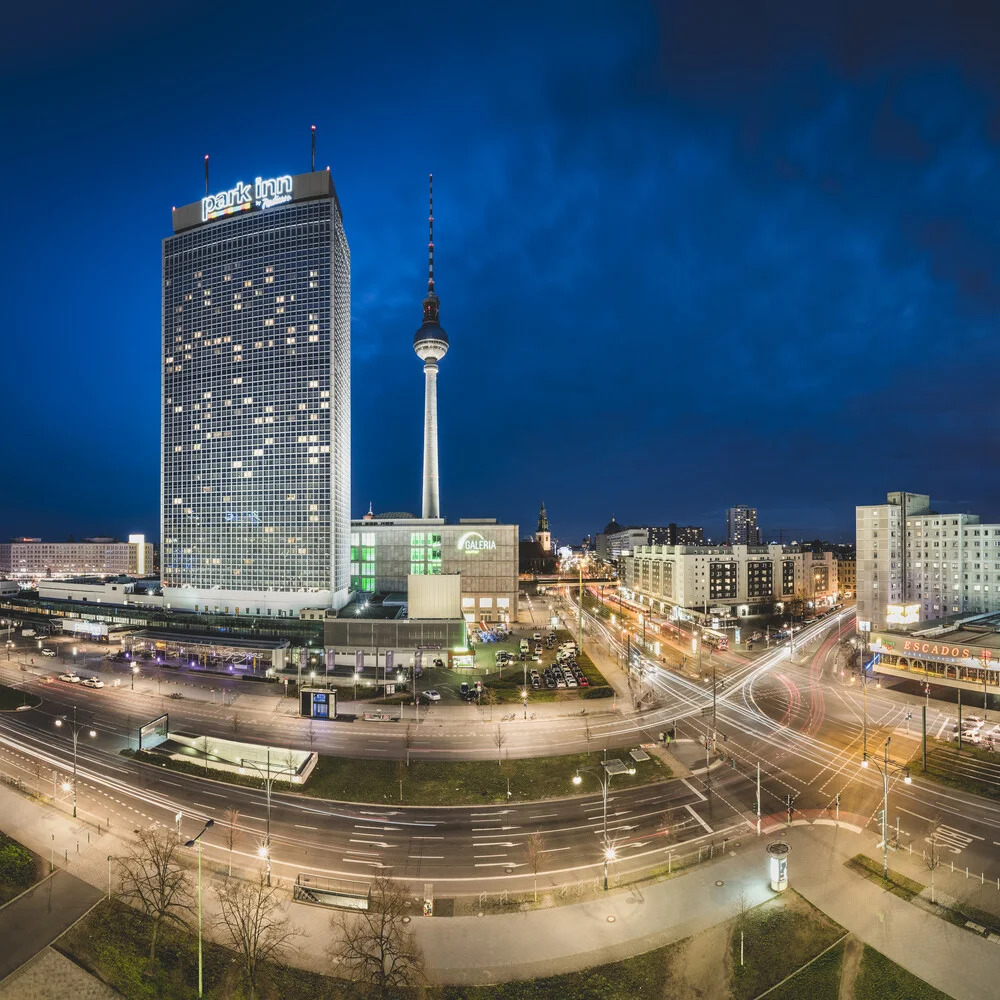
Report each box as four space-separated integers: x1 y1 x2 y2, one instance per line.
422 689 442 702
578 675 590 687
81 676 104 689
460 682 470 697
58 673 80 683
533 632 542 641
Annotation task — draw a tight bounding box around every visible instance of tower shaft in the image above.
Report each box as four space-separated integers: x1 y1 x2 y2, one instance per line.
422 360 441 518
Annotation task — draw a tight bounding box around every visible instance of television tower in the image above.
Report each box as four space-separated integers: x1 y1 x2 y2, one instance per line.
413 174 449 518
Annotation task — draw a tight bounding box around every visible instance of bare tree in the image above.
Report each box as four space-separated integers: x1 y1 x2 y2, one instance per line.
330 874 424 998
582 715 592 753
117 826 193 965
231 712 242 735
494 725 507 766
200 736 216 771
215 868 298 999
731 880 754 967
924 820 944 904
525 831 545 902
404 724 415 766
223 807 241 878
484 687 498 722
307 721 317 751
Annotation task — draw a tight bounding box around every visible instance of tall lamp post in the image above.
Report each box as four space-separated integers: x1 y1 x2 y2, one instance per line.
572 759 635 889
54 706 96 818
184 818 215 998
862 736 911 879
239 748 297 885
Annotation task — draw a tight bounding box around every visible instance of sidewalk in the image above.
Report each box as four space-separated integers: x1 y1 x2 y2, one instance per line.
0 869 102 983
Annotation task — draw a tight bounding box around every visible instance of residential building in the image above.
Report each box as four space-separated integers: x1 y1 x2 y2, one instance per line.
857 492 1000 631
726 505 760 545
596 520 704 562
622 543 836 618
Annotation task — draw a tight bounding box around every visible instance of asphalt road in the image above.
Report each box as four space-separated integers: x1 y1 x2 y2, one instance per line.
3 601 1000 893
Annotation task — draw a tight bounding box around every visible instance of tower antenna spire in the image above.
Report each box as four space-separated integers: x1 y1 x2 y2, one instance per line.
204 154 209 196
311 125 316 172
427 173 434 296
414 172 449 519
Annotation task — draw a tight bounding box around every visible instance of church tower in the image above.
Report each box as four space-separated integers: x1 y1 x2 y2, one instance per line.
537 501 551 553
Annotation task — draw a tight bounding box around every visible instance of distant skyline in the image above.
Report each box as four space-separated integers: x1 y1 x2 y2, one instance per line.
3 2 1000 546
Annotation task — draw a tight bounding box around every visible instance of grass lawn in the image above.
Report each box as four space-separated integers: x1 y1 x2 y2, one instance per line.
729 891 845 1000
762 938 845 1000
923 740 1000 800
0 681 40 711
853 944 952 1000
124 748 671 806
845 854 925 901
0 831 44 905
60 896 678 1000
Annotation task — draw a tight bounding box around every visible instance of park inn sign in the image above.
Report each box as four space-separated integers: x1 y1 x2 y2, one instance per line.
202 175 294 221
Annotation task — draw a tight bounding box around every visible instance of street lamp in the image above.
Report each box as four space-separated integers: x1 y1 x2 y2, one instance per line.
184 818 215 998
520 688 528 720
257 843 271 886
131 663 139 690
861 736 911 880
239 748 297 885
54 707 96 818
572 761 635 889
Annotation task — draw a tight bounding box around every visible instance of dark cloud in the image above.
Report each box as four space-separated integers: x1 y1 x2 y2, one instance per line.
2 0 1000 546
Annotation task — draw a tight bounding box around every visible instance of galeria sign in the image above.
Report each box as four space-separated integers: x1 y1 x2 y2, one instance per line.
202 176 293 221
457 531 496 553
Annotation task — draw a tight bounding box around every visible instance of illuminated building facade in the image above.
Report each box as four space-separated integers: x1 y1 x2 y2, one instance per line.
857 492 1000 631
351 516 518 623
162 169 350 616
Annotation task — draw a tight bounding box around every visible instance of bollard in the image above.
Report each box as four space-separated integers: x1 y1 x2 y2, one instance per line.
982 873 985 886
64 850 68 863
710 844 715 860
698 846 703 863
951 861 955 874
76 841 79 853
87 832 90 844
966 866 969 879
668 853 672 874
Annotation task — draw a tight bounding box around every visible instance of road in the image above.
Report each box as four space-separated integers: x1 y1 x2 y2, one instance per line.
2 598 1000 895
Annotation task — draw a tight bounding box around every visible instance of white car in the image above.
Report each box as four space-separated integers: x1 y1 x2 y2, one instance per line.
58 673 81 683
41 649 57 657
422 689 441 702
81 677 105 689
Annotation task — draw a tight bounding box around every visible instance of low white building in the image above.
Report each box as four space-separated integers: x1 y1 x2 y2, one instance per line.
0 535 153 582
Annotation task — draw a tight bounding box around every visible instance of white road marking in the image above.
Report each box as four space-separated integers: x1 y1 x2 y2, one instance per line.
294 824 318 831
685 804 713 834
682 778 707 803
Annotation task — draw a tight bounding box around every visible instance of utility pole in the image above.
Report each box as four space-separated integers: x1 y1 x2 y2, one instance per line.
756 761 761 836
958 687 963 750
922 704 927 772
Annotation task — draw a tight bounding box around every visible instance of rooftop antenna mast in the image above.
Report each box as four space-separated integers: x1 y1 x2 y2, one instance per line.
311 125 316 172
204 155 209 195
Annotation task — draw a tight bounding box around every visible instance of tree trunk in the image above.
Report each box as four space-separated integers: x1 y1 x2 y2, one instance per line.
148 918 160 964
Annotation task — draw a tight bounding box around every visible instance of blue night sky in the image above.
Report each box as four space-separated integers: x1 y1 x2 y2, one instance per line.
2 1 1000 547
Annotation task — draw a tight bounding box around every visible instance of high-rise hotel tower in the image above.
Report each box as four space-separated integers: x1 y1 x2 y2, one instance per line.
162 167 351 616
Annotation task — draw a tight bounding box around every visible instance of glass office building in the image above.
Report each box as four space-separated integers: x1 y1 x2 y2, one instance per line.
161 169 350 616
